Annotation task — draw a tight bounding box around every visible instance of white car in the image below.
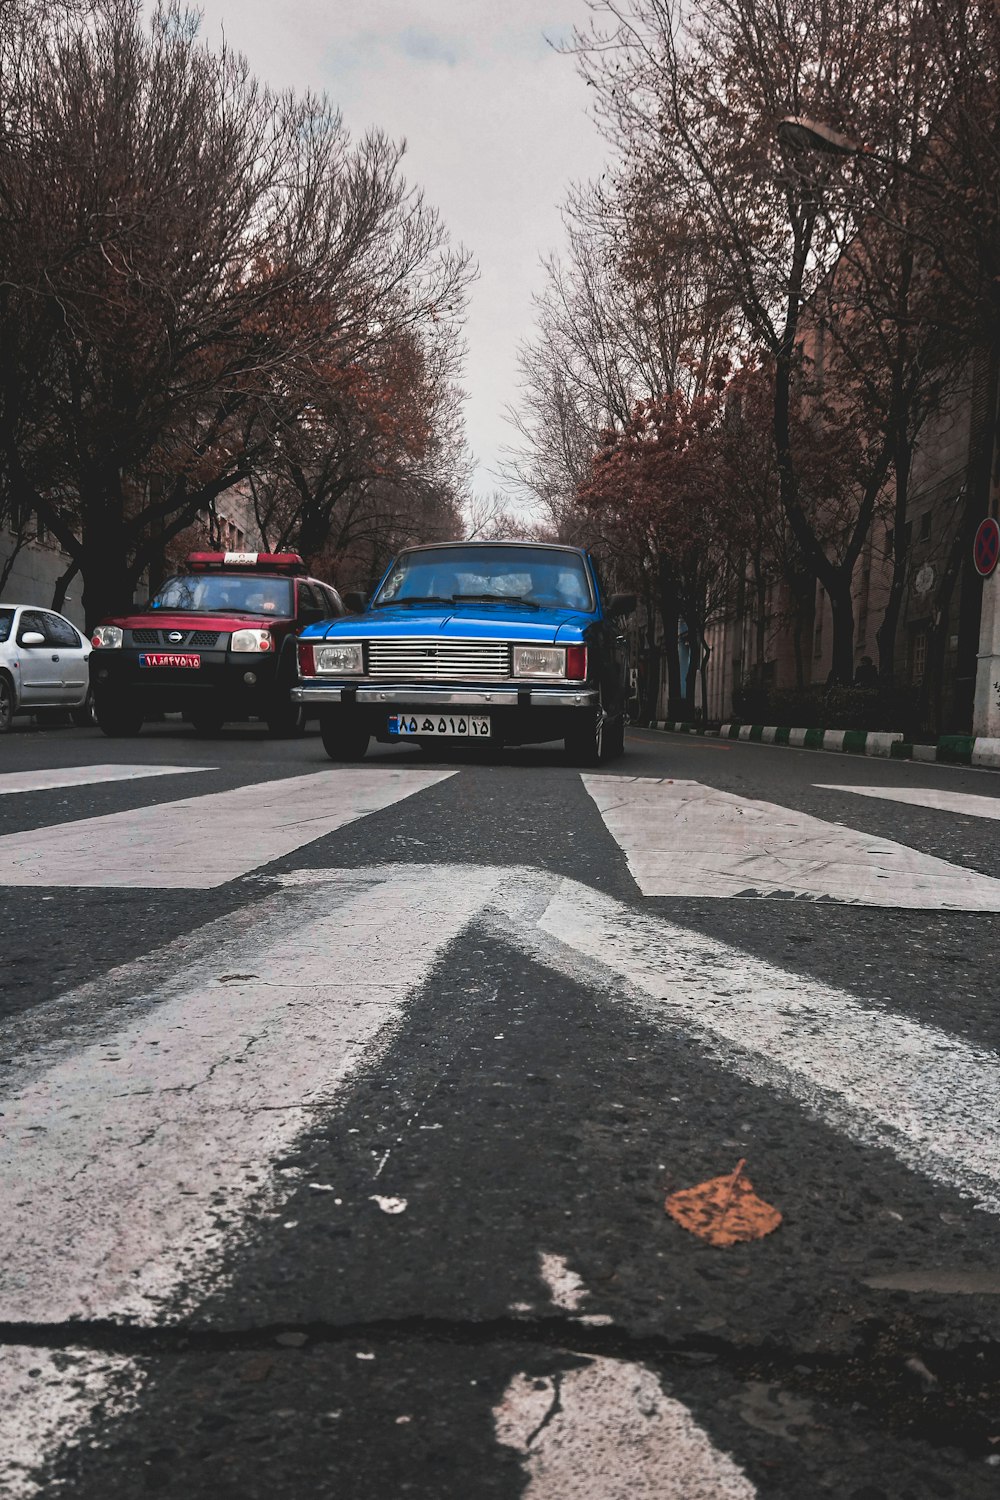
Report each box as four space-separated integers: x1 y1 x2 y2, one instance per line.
0 604 93 733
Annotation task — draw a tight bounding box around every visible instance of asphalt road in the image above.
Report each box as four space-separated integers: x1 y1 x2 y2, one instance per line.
4 717 1000 1498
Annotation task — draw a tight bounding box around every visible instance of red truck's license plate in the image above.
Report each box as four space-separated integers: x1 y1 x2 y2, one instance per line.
138 653 201 669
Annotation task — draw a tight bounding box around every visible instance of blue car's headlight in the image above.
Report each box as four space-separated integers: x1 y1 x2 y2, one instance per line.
513 646 565 678
315 642 364 674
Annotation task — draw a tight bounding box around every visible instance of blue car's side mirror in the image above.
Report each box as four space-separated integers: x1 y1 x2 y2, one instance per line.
607 593 636 618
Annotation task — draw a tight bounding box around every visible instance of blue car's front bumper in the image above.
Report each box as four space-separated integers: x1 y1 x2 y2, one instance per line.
291 682 598 709
291 680 600 746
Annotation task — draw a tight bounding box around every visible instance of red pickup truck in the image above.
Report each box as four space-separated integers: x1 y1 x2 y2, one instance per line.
89 551 347 737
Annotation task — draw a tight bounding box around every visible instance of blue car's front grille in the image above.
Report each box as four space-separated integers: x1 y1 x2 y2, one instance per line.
366 638 510 680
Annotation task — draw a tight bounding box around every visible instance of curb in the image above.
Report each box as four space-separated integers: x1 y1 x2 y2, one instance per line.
652 720 1000 769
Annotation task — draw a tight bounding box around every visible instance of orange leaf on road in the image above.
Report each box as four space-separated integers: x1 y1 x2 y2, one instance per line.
665 1159 781 1247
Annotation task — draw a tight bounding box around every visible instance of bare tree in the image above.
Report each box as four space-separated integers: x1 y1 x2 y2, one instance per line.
0 0 473 626
573 0 966 683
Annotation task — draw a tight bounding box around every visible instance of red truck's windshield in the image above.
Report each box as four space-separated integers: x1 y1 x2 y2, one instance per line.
150 575 293 617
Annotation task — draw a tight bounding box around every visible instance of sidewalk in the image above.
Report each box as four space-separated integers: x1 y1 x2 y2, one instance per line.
653 719 1000 770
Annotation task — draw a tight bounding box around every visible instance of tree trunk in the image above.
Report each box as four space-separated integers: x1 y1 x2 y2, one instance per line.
684 619 701 713
754 567 767 683
51 562 79 615
657 554 683 719
828 583 856 686
875 453 910 685
79 472 131 631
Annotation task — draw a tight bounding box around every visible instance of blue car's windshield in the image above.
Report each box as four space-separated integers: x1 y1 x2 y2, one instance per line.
373 547 594 611
150 575 293 617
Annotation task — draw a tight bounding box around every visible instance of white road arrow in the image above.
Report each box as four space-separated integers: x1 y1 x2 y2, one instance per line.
5 859 1000 1495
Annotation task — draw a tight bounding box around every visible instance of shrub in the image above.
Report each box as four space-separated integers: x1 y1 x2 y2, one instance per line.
731 683 927 738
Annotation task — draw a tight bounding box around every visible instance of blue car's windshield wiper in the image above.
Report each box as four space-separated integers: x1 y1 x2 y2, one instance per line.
373 594 455 608
451 593 540 609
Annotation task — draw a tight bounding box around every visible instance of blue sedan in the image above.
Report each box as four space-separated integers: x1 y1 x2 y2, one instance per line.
293 541 633 764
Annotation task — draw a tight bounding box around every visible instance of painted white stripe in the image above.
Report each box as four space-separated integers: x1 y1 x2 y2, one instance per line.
913 744 938 762
0 764 216 796
0 767 455 887
0 864 500 1324
2 1349 142 1500
0 862 504 1497
789 728 808 747
490 870 1000 1211
581 775 1000 908
538 1253 589 1312
818 783 1000 821
738 724 752 741
760 726 776 744
822 729 846 752
494 1358 755 1498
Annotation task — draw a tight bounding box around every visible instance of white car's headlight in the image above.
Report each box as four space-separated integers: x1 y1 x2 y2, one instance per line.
513 645 566 677
230 628 273 653
90 625 123 649
315 642 364 674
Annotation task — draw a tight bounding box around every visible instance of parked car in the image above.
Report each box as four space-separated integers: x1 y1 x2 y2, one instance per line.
292 540 634 764
89 552 347 738
0 604 93 733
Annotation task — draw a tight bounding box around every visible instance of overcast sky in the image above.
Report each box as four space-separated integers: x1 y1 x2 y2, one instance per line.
190 0 606 507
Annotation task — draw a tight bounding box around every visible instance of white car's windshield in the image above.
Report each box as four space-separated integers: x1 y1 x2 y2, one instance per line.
151 576 293 616
0 609 13 644
374 547 594 611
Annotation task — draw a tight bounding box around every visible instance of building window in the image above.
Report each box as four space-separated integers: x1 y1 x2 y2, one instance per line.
920 512 932 541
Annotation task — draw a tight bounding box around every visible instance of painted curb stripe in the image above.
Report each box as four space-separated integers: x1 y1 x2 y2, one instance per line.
654 723 1000 769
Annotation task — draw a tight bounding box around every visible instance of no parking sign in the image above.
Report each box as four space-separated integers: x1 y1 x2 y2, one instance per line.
974 517 1000 577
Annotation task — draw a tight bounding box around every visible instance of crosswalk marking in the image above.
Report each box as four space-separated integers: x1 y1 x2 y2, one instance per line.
0 863 506 1497
0 864 501 1324
582 774 1000 907
6 819 1000 1494
0 764 217 796
818 783 1000 821
495 1358 756 1498
492 870 1000 1211
0 767 455 888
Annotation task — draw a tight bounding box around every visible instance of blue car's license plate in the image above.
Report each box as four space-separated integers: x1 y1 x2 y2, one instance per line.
389 714 491 738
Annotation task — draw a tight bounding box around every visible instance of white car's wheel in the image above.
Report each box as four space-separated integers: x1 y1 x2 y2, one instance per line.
0 676 14 734
70 687 96 728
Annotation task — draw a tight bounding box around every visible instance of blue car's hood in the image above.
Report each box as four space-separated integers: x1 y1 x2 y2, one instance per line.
304 602 596 644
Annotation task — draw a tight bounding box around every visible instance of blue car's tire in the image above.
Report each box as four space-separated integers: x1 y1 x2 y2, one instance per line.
320 709 369 762
565 702 625 766
565 706 605 767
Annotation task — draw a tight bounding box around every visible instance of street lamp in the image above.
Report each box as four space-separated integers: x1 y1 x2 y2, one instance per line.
776 115 942 189
776 116 865 157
